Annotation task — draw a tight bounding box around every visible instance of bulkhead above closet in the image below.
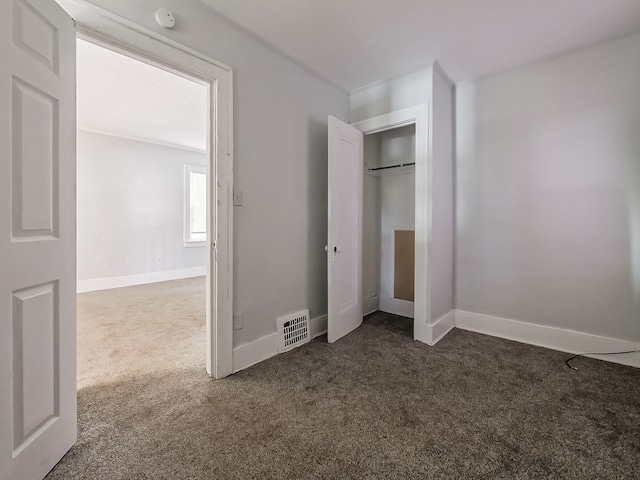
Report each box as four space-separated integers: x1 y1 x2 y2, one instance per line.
364 123 416 176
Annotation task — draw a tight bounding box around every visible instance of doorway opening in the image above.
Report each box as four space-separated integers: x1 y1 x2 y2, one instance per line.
75 37 209 387
69 9 234 378
363 124 416 335
352 104 431 344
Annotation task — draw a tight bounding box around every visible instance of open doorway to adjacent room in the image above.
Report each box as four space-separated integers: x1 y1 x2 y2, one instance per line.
75 38 209 388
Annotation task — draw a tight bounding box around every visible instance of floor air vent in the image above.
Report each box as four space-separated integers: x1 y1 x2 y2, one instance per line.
277 310 310 353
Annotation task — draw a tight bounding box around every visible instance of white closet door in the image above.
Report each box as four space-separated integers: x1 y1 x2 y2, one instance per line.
0 1 77 479
327 116 363 342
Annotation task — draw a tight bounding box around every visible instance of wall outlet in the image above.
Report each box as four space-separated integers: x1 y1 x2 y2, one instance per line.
233 312 243 330
156 256 164 265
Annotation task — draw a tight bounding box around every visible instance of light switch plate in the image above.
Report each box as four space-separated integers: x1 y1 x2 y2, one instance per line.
233 312 243 330
233 190 243 206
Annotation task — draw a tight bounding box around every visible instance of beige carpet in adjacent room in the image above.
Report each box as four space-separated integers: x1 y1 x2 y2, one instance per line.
46 278 640 479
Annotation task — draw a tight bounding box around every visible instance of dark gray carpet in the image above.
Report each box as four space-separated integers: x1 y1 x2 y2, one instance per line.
46 280 640 479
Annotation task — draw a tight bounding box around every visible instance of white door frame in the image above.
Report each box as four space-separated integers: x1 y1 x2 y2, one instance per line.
57 0 234 378
351 104 432 344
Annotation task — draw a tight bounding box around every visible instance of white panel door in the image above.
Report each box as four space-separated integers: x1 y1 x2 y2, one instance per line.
327 116 363 343
0 1 76 479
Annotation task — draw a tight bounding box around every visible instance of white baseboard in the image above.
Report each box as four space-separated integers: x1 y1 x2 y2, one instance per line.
363 295 379 316
232 313 328 374
426 310 455 346
310 314 328 339
455 310 640 369
379 296 414 318
232 332 279 373
232 308 640 373
77 266 206 293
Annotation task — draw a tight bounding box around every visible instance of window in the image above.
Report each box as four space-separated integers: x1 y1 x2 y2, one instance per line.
184 165 206 246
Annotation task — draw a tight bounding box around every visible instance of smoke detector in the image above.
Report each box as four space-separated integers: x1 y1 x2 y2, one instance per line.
155 8 176 29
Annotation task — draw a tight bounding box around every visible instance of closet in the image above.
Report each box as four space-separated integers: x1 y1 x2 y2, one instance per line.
363 123 416 320
329 64 453 346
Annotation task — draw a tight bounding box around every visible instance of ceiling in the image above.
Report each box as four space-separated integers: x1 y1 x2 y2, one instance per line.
199 0 640 91
76 39 207 152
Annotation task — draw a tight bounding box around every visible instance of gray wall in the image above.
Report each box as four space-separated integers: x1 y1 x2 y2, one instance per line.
430 66 455 321
350 67 432 124
77 130 206 281
455 32 640 342
82 0 350 347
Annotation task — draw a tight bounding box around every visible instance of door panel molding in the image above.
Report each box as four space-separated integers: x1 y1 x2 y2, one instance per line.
1 1 76 479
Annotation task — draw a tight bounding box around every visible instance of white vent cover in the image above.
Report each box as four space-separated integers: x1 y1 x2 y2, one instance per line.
277 309 310 353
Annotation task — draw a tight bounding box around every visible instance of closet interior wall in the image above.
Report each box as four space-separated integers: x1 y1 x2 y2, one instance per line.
363 124 416 318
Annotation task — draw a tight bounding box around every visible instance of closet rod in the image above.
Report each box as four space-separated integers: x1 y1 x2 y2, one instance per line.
368 162 416 172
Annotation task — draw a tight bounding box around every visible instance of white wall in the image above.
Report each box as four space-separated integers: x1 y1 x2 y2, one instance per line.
455 32 640 343
430 65 455 321
80 0 349 347
77 130 206 283
350 67 432 123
